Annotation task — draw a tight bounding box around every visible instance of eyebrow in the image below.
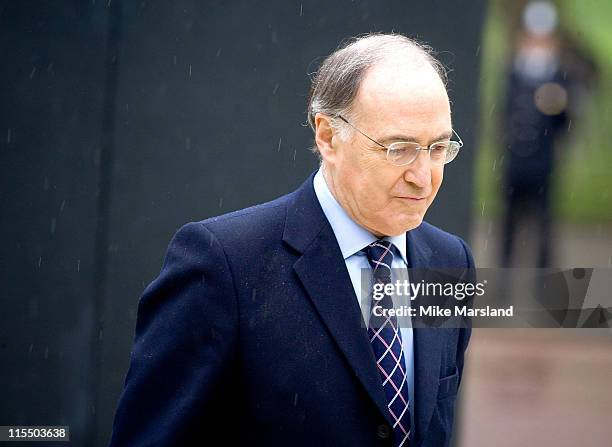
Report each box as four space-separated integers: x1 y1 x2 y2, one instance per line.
378 131 453 146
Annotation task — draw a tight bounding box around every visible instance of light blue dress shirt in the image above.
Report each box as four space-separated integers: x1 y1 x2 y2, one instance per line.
313 168 415 424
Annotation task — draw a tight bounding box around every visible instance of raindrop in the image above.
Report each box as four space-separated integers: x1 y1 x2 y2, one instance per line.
492 160 496 172
44 347 49 360
294 392 299 406
272 83 279 95
299 4 303 16
38 256 42 268
173 55 177 65
29 67 37 79
60 199 66 212
188 64 192 78
99 329 104 340
277 137 282 152
216 48 222 57
475 45 480 57
481 201 486 217
28 344 34 354
567 120 572 132
77 259 80 272
293 148 297 161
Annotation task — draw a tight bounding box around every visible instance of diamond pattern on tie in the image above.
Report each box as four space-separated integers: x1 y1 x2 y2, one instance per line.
365 240 411 447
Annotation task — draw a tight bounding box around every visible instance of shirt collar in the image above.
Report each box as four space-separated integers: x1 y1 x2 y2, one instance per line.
313 168 408 264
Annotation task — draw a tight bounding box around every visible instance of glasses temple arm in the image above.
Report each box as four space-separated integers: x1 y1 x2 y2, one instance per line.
453 128 464 147
336 115 388 149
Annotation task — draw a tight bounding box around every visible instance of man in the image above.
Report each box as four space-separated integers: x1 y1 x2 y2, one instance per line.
500 8 569 268
110 33 474 447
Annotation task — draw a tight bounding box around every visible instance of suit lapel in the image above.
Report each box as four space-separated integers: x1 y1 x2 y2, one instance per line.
283 173 394 427
283 173 448 437
407 229 444 446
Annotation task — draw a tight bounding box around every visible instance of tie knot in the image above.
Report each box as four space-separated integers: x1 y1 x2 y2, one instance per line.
364 240 395 280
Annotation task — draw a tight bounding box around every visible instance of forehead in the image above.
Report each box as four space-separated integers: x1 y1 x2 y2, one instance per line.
352 56 451 139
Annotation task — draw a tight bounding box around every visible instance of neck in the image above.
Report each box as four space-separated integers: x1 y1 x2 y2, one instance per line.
321 163 386 238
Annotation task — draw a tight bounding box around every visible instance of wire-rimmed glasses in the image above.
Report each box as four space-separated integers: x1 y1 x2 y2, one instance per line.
336 115 463 166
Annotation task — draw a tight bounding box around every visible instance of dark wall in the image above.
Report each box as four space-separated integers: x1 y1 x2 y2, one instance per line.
0 1 485 445
0 2 109 445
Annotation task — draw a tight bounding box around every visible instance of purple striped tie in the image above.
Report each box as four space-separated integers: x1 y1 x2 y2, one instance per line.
365 240 411 446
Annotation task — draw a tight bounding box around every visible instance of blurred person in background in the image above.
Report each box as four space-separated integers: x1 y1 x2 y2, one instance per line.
500 0 569 268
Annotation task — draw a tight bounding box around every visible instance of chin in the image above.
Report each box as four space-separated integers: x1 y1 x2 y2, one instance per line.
397 213 424 232
380 217 423 236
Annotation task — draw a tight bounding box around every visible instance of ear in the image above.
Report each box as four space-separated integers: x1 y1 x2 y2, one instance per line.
314 113 338 163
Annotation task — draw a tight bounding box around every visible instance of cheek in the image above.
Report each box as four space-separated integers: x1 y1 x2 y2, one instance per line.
431 167 444 193
350 156 391 201
426 167 444 205
354 173 389 212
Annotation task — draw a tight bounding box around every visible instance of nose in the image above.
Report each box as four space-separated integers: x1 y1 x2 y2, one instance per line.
403 150 432 188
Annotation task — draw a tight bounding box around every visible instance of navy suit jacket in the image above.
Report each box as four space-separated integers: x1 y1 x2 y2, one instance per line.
110 172 474 446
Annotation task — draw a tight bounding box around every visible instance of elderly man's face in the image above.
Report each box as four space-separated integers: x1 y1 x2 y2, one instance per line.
321 58 452 237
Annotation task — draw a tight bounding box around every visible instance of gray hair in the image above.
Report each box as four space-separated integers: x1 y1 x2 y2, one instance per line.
307 33 448 154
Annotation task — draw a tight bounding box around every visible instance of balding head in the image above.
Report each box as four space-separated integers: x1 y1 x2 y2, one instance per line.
307 33 448 146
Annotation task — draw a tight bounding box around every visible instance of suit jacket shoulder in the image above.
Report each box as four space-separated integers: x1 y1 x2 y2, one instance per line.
411 220 475 268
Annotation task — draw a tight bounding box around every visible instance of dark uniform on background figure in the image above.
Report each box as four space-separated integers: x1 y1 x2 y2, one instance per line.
501 32 569 268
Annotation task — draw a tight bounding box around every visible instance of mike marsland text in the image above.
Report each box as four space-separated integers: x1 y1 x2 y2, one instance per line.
423 305 514 317
372 304 515 318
